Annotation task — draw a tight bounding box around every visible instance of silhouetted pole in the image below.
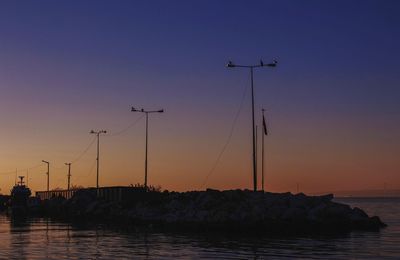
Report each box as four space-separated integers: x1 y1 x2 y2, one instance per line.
90 130 107 189
42 160 50 191
65 163 71 191
261 108 265 192
145 112 149 187
131 107 164 189
255 124 258 190
226 59 277 191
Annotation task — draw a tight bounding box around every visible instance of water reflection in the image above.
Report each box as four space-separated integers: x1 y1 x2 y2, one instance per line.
0 198 398 259
9 217 31 260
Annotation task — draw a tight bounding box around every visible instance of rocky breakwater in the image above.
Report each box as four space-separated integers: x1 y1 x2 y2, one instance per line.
41 189 386 234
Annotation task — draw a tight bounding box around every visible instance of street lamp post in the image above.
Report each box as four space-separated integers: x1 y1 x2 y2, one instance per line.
90 130 107 189
65 162 71 191
131 107 164 189
42 160 50 191
226 59 277 191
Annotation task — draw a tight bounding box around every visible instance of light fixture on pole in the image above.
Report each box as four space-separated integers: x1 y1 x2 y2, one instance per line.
226 59 277 191
131 107 164 189
90 130 107 189
65 162 72 191
42 160 50 191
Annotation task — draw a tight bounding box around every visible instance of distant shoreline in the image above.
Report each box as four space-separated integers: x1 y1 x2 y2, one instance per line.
334 196 400 200
311 190 400 198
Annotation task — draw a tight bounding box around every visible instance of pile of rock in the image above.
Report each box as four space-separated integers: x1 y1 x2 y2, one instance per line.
41 189 386 234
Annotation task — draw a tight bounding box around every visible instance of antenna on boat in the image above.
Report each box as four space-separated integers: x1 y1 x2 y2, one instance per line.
15 169 17 185
26 170 29 186
18 176 25 186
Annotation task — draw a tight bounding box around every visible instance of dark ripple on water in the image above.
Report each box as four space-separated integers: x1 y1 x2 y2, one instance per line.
0 198 399 259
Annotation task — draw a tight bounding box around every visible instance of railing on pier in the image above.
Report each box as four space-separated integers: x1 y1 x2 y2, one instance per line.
36 189 77 200
35 186 146 202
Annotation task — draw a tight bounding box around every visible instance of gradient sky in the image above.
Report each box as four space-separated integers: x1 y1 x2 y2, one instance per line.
0 0 399 195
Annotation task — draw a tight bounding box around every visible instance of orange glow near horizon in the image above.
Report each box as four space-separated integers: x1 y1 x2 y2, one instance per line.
1 106 399 196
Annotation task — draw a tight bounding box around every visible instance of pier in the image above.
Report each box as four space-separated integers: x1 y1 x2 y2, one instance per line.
35 186 141 202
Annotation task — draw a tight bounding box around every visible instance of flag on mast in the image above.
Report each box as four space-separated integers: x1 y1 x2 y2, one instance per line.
262 114 268 135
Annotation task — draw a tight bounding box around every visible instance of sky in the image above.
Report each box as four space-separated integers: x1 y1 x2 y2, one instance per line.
0 0 399 195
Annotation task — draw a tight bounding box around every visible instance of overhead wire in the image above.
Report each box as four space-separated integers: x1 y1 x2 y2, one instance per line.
71 136 97 163
106 114 145 137
0 113 144 181
201 74 250 188
72 159 97 183
48 136 97 170
49 116 144 186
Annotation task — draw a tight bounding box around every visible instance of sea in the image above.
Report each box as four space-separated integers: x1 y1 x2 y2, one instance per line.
0 197 399 259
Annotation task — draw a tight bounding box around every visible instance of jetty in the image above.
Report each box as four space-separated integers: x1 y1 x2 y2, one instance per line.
36 187 386 234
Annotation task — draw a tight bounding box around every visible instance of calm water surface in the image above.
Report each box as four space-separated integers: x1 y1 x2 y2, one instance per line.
0 198 399 259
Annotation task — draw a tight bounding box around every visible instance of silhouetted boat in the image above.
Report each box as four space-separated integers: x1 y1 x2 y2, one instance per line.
9 176 31 217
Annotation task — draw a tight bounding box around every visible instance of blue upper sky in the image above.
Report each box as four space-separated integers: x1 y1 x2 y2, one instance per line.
1 0 399 113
